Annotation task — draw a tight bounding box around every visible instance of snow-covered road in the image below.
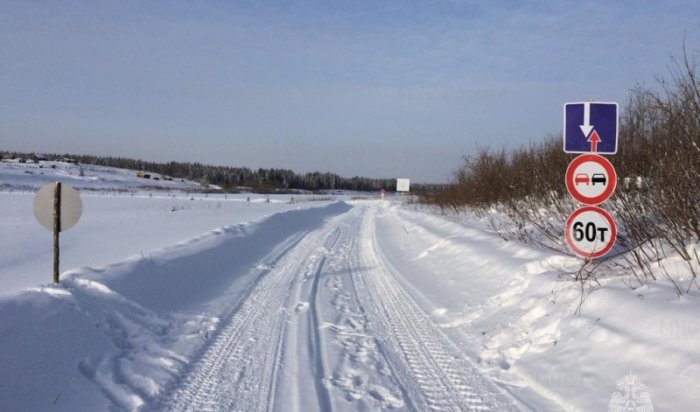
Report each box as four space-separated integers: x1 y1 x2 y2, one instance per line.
159 204 518 411
2 198 697 411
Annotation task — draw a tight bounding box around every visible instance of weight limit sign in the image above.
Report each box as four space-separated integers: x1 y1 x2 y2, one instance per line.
565 206 617 259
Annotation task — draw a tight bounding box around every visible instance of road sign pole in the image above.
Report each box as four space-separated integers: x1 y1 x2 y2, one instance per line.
34 182 82 282
53 182 62 283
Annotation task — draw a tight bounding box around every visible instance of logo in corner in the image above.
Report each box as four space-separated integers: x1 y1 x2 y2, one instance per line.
607 372 654 412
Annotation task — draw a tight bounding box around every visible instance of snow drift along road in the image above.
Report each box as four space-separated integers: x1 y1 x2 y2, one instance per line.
0 203 351 411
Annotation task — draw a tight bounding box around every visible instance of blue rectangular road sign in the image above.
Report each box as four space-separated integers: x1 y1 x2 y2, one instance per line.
563 102 618 154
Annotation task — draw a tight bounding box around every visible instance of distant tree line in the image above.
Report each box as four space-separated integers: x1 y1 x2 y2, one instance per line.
0 151 419 193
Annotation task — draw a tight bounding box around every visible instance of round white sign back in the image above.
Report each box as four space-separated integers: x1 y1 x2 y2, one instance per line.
33 183 83 232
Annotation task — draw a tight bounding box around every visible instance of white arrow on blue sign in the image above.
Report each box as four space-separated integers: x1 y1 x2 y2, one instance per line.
563 102 618 154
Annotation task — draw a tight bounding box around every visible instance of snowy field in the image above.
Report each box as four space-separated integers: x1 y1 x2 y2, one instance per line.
0 160 336 294
0 159 202 192
1 162 699 411
0 192 335 294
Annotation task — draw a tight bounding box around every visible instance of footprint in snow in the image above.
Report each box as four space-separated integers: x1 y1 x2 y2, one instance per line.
294 302 309 313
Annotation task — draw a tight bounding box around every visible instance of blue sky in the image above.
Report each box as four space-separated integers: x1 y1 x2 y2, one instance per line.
1 1 698 182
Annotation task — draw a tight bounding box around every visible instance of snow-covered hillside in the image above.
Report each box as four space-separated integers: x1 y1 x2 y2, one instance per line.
1 192 697 411
0 159 204 192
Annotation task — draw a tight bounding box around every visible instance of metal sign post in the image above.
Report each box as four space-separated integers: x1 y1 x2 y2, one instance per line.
53 182 62 283
34 182 82 283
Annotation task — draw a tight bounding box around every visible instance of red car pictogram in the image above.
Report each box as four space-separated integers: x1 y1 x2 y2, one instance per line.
575 174 589 185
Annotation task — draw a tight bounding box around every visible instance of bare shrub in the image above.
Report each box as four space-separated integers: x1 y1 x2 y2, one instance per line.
420 45 700 293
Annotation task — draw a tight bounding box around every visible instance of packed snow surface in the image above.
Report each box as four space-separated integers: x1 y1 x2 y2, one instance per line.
0 163 698 411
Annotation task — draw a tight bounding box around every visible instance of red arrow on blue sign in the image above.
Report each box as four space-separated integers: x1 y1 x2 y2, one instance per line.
587 129 601 153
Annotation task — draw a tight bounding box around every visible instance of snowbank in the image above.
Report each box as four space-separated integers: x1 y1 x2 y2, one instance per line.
0 192 334 294
383 204 700 411
0 202 352 411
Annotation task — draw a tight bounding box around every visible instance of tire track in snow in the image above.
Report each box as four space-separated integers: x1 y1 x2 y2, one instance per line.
159 216 349 412
318 219 406 411
271 226 343 412
277 212 406 411
153 204 521 411
305 228 342 412
159 235 300 411
354 206 521 412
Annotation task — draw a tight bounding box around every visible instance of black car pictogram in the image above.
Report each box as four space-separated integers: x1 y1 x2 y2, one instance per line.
591 173 607 186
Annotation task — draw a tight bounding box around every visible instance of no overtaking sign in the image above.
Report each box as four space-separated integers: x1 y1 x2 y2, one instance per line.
565 154 617 205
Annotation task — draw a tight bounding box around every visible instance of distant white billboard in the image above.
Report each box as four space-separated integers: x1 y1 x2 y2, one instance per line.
396 178 410 192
